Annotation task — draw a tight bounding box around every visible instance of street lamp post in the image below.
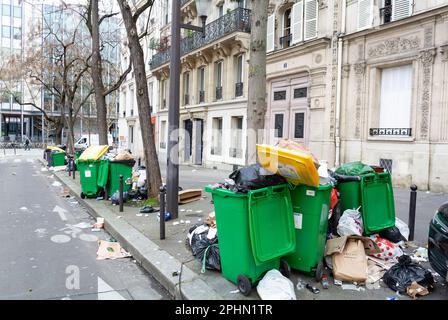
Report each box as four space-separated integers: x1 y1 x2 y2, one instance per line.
166 0 209 219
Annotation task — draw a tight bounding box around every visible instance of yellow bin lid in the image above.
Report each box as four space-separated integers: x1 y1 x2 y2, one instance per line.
256 144 320 187
78 145 109 161
47 146 65 153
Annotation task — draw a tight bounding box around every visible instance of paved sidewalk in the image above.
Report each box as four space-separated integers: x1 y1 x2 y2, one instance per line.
50 161 448 300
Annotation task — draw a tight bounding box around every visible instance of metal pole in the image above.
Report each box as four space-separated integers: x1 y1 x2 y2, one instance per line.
68 157 72 177
166 0 181 219
119 175 124 213
408 184 418 241
72 158 76 180
160 185 166 240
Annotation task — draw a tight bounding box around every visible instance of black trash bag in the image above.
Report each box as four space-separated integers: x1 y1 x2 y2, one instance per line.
229 164 286 193
187 224 221 272
127 189 139 200
383 255 434 294
379 226 407 243
110 191 129 205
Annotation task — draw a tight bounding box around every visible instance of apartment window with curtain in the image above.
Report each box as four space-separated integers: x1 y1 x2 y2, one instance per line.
235 55 244 97
215 61 223 100
129 87 134 116
380 0 413 25
230 116 243 158
374 65 413 137
183 72 190 105
211 117 223 155
148 82 153 112
161 79 167 109
160 121 167 149
198 67 205 103
280 8 292 49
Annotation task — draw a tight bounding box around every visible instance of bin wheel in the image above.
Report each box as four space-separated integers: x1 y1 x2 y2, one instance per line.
279 259 291 278
315 261 324 282
237 275 252 296
80 192 86 199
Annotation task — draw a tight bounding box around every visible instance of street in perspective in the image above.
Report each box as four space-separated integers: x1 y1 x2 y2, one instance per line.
0 0 447 306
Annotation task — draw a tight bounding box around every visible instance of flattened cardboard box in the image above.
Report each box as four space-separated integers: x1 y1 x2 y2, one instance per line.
325 236 381 283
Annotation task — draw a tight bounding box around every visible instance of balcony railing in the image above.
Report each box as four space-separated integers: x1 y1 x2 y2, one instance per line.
235 82 243 97
151 8 251 70
279 34 292 49
216 86 223 100
380 5 392 24
369 128 412 136
199 90 205 103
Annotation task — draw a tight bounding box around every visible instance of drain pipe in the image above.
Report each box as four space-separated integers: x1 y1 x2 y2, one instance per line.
335 0 347 167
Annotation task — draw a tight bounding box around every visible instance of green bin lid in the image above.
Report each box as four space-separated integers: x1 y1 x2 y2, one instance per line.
248 185 296 264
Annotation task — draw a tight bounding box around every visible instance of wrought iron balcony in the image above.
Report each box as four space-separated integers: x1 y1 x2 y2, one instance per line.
215 86 223 100
235 82 243 97
369 128 412 136
150 8 251 70
279 34 292 49
199 90 205 103
184 94 190 105
380 5 392 24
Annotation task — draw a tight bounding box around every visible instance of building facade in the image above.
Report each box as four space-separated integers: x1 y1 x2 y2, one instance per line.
150 0 250 170
340 0 448 191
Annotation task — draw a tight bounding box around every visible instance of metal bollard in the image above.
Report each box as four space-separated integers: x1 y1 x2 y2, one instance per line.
408 184 418 241
119 175 124 212
160 185 166 240
72 158 76 180
14 143 16 155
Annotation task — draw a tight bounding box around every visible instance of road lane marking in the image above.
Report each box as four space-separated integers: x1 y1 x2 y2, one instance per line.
53 206 68 221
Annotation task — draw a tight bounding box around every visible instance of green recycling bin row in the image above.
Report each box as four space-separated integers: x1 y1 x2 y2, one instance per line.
77 158 135 199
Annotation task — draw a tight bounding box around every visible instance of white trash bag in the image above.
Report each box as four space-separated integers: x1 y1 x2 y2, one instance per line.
337 208 364 236
395 217 410 241
256 269 296 300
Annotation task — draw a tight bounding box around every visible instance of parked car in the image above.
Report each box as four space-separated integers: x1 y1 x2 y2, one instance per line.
428 201 448 283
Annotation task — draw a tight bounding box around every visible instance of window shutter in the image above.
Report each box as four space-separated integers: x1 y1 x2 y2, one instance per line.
291 0 303 44
266 14 275 53
358 0 373 30
392 0 412 21
304 0 317 41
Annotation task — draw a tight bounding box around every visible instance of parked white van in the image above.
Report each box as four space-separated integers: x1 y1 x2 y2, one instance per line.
74 134 113 149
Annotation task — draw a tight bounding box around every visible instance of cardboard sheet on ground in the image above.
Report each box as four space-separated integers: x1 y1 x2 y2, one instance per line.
96 240 131 260
325 236 380 283
178 189 202 204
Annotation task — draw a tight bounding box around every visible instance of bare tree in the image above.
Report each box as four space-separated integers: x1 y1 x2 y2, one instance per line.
83 0 132 145
246 0 269 165
117 0 162 198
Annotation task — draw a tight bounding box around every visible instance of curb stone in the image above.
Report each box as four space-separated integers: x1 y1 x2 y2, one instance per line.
41 159 223 300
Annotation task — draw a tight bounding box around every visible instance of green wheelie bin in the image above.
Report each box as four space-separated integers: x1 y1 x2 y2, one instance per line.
107 159 136 197
205 184 296 296
285 183 332 281
77 159 109 199
51 151 66 167
335 162 395 235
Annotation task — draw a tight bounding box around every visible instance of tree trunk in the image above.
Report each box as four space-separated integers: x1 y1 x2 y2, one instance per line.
118 1 162 198
246 0 269 165
55 121 63 145
90 0 109 145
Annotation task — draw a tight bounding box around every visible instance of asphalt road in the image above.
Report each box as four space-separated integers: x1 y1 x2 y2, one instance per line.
0 150 171 300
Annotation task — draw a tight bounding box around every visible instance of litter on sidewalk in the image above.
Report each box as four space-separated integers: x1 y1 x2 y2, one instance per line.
178 189 202 204
257 269 296 300
96 240 131 260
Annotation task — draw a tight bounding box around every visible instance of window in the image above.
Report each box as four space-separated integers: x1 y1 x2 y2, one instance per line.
211 117 223 155
198 67 205 103
161 80 167 109
230 116 243 158
281 8 292 49
391 0 412 21
215 61 223 100
130 126 134 144
266 14 275 53
121 91 126 117
378 65 412 134
160 121 166 149
148 82 153 112
218 4 224 18
1 92 10 104
235 55 244 97
273 90 287 101
2 4 10 17
294 112 305 139
13 6 21 18
129 87 134 116
274 114 284 138
304 0 318 40
13 27 21 40
294 87 307 99
237 0 246 8
183 72 190 105
2 26 11 38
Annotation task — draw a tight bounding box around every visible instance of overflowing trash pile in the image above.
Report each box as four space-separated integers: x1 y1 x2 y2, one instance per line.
197 139 443 299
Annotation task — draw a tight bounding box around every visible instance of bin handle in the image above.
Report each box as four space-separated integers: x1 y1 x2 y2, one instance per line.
249 189 268 199
271 185 286 193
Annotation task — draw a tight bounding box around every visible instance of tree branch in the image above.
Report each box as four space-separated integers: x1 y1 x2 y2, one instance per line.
103 60 132 96
133 0 154 22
